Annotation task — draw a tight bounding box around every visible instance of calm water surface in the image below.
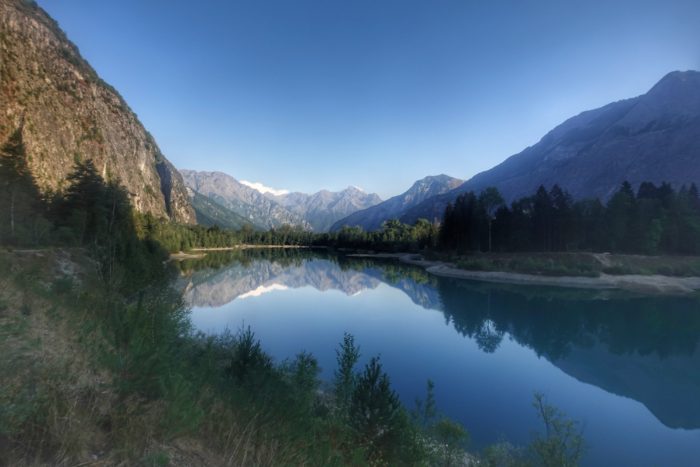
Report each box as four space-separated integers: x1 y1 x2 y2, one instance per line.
179 250 700 467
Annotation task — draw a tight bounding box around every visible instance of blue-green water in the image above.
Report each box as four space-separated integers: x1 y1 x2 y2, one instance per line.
181 250 700 466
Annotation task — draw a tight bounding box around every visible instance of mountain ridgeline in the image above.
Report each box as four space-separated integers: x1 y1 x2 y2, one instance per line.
181 169 382 232
269 186 382 232
0 0 194 223
330 174 463 231
401 70 700 225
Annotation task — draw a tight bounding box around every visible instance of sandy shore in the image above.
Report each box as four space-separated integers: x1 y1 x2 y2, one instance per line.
169 251 206 260
347 253 700 294
190 245 312 251
170 244 313 260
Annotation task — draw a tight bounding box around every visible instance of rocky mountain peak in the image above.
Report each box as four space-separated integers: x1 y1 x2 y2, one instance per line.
330 174 463 231
180 169 382 232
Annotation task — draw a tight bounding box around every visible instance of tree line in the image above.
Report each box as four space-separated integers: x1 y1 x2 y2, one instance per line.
4 123 698 258
313 218 439 252
439 182 700 255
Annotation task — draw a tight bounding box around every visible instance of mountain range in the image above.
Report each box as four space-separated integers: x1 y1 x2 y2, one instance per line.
180 169 382 231
268 187 382 231
330 175 463 231
0 0 194 223
399 70 700 226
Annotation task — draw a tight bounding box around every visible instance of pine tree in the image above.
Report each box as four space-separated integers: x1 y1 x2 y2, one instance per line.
0 127 45 244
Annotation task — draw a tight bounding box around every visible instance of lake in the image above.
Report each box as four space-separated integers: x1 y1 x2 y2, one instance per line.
179 249 700 466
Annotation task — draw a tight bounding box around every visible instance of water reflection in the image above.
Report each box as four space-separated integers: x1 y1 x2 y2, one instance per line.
438 279 700 430
178 250 700 431
178 250 441 310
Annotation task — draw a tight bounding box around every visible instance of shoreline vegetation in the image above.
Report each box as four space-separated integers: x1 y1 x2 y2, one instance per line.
1 159 585 465
0 247 585 466
347 252 700 294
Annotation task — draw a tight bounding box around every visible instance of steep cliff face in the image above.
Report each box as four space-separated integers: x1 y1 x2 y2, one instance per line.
0 0 195 223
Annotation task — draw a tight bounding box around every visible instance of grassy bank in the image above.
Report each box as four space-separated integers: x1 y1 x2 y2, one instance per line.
433 252 700 278
0 249 462 465
0 248 587 466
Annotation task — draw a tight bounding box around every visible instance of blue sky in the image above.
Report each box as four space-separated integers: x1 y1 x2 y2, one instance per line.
39 0 700 198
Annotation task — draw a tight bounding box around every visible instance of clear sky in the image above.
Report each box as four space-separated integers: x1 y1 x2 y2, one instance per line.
38 0 700 199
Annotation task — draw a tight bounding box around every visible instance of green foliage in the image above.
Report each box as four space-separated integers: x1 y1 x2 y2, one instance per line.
349 357 414 463
433 417 470 466
316 218 439 252
457 253 600 277
0 127 51 246
50 277 74 295
481 442 529 467
221 326 273 385
413 379 438 428
142 451 170 467
440 182 700 255
334 332 360 416
530 393 586 467
479 394 585 467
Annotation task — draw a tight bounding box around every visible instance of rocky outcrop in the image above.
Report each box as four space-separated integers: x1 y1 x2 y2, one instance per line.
0 0 195 223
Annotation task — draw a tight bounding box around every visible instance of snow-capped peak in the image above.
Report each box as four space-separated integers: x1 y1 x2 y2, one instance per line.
240 180 290 196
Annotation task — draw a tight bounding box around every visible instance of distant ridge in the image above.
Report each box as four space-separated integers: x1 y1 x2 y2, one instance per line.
330 174 463 231
181 169 381 231
401 70 700 225
180 170 309 230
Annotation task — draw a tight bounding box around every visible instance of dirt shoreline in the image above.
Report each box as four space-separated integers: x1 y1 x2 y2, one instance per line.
170 245 313 260
190 245 312 251
347 253 700 294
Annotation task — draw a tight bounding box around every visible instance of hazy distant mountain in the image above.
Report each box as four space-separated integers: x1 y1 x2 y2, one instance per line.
270 187 382 231
187 188 257 230
331 175 463 231
181 170 381 231
180 170 309 230
402 70 700 224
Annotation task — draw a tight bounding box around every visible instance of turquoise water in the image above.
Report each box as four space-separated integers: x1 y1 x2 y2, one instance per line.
181 250 700 466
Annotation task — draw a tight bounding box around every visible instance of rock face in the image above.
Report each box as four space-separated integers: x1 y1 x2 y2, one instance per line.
181 169 382 231
0 0 195 223
330 174 463 231
181 170 310 230
269 186 382 232
187 187 255 230
402 70 700 224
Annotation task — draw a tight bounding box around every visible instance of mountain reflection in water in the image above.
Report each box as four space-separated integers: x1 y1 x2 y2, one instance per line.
178 250 700 432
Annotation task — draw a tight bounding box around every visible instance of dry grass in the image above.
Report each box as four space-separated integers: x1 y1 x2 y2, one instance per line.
0 250 108 466
0 249 332 466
